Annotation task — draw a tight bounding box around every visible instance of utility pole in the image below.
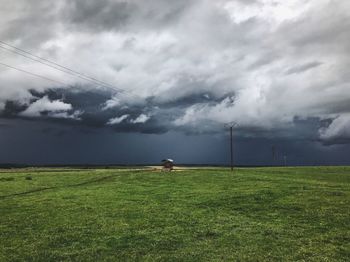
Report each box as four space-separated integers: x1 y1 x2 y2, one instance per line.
230 126 233 171
284 155 287 166
272 145 276 165
225 122 237 172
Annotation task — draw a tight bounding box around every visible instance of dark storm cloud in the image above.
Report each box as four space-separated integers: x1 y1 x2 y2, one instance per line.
0 87 180 133
1 118 350 166
0 85 237 135
1 100 27 117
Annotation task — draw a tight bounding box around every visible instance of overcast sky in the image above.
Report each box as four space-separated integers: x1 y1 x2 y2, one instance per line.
0 0 350 165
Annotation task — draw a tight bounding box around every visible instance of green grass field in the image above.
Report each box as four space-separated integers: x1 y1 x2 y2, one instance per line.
1 167 349 261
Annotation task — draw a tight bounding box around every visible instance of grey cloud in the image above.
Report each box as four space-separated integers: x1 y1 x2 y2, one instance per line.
0 1 63 47
287 2 350 50
63 0 133 31
285 61 323 75
248 54 280 70
62 0 191 33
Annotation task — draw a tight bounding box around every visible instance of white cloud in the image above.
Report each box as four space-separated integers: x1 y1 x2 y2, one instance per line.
19 96 79 119
107 114 129 125
103 97 121 110
49 110 83 120
319 114 350 142
130 114 150 124
223 0 316 25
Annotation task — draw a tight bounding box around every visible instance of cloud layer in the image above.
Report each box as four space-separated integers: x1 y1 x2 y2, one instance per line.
1 0 350 144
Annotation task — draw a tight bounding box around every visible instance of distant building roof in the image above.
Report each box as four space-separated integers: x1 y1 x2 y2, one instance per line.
161 159 174 163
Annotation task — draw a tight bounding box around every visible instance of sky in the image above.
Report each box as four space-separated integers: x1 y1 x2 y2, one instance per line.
0 0 350 165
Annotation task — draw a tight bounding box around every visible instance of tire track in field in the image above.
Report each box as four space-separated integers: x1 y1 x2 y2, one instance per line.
0 169 148 199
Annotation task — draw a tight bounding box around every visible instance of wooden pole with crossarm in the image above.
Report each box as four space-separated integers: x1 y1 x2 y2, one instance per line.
225 122 237 172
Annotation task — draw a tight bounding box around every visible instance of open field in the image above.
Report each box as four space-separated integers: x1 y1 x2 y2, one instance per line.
1 167 349 261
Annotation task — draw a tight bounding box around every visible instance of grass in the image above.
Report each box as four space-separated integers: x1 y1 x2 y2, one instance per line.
0 167 349 261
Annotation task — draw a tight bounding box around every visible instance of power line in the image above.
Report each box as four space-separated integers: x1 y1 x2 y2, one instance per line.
0 44 100 87
0 40 143 104
0 40 126 94
0 61 68 86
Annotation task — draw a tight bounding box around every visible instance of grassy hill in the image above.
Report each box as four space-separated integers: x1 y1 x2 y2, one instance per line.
1 167 349 261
